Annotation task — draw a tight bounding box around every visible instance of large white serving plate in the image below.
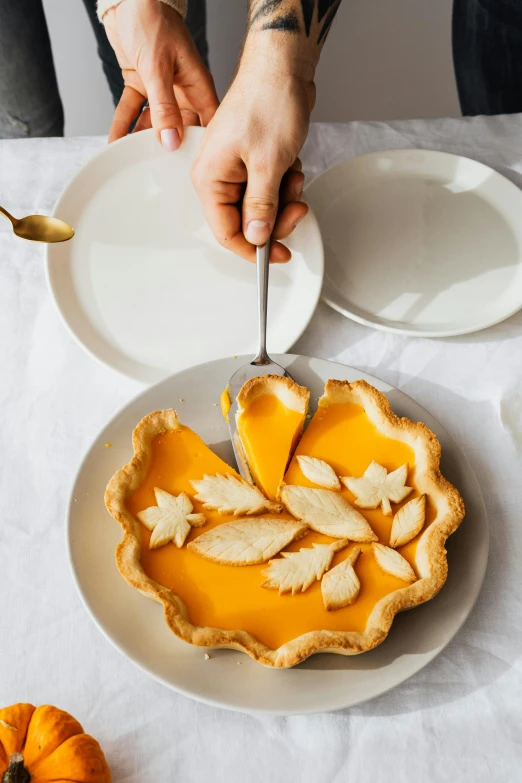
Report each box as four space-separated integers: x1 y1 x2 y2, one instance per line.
68 355 488 715
46 128 323 384
305 149 522 336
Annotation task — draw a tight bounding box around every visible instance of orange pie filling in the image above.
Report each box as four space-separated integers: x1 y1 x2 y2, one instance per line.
220 386 231 423
127 395 434 651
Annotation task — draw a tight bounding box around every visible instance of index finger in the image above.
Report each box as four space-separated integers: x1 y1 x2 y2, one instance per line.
177 70 220 127
109 85 144 143
197 179 256 262
198 186 291 263
174 40 220 126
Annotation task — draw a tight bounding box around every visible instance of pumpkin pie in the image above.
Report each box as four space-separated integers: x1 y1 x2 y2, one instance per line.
105 379 465 668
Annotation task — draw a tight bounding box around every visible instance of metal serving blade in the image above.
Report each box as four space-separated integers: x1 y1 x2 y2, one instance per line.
227 242 295 482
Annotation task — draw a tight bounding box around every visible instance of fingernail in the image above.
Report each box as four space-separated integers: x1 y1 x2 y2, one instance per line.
294 178 304 198
293 215 304 231
160 128 181 152
245 220 271 245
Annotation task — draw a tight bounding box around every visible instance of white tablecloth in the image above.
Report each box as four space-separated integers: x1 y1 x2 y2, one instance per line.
1 116 521 782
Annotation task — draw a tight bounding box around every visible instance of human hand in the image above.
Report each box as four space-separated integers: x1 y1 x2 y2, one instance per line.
103 0 219 147
191 46 316 263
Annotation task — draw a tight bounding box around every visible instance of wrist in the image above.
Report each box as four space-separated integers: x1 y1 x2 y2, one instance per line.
240 30 318 84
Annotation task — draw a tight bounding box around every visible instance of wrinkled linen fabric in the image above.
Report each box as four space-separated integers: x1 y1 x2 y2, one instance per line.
0 116 521 782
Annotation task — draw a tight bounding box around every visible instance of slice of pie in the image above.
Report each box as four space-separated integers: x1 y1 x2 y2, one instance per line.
105 378 465 668
235 375 309 501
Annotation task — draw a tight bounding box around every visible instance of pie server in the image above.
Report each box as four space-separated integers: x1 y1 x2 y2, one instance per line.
227 242 296 483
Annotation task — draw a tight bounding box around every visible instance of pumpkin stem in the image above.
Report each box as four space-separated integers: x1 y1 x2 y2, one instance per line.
2 754 31 783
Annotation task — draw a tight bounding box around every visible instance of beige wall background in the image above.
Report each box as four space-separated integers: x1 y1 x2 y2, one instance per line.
41 0 460 137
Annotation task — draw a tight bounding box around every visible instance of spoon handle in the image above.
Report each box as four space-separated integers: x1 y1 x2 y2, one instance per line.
253 242 271 366
0 206 16 226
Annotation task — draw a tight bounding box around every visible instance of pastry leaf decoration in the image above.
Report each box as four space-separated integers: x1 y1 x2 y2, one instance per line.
372 543 417 583
342 461 413 515
137 488 205 549
186 513 207 527
281 485 377 542
187 518 307 565
389 494 426 548
262 539 349 595
191 473 282 515
321 546 362 611
296 455 341 490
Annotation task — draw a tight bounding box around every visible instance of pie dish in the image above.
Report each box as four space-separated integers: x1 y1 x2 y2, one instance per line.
105 378 465 668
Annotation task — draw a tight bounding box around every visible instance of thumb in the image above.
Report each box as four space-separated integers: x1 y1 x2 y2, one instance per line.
242 165 281 246
144 62 184 151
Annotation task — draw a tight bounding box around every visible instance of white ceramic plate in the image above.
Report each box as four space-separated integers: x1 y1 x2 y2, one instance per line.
305 149 522 336
46 128 323 384
68 355 488 715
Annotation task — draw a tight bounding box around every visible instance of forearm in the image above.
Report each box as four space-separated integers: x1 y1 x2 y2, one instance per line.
244 0 342 76
97 0 187 22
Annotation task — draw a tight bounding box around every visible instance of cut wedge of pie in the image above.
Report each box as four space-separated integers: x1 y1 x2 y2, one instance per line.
105 378 465 668
235 375 309 501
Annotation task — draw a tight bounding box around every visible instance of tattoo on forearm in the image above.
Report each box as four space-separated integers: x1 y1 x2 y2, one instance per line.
317 0 341 42
248 0 342 44
300 0 314 35
249 0 283 26
264 11 301 32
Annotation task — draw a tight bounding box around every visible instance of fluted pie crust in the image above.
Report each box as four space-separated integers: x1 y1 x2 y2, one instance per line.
105 380 465 668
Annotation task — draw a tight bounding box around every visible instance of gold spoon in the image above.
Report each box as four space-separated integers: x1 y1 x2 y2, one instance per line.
0 205 74 243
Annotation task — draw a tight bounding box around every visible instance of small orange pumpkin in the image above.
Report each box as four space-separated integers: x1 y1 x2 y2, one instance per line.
0 703 111 783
